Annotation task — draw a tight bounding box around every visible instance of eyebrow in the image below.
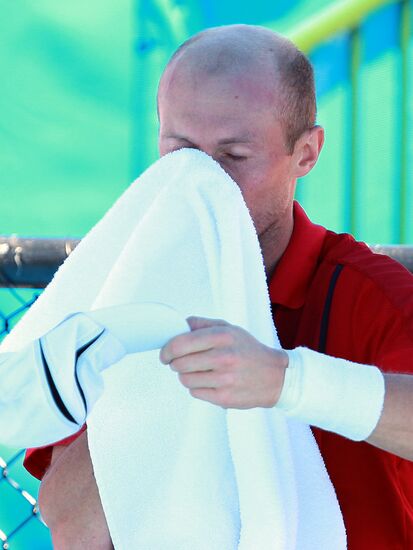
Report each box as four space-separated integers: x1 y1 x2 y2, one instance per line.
218 137 252 145
165 134 252 145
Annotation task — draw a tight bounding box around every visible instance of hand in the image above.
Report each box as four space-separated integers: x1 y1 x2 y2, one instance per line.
159 316 288 409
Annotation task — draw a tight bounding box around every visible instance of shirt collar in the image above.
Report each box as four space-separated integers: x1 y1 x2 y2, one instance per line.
268 201 327 309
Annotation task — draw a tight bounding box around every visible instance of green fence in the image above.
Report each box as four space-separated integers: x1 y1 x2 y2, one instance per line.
283 0 412 242
1 0 411 242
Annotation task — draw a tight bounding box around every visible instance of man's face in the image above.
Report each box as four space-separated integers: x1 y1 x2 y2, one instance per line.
158 69 297 236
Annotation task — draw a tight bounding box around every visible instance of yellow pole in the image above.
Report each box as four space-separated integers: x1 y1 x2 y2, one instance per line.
266 0 397 53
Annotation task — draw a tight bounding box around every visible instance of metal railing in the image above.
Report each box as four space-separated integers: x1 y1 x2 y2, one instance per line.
1 236 413 289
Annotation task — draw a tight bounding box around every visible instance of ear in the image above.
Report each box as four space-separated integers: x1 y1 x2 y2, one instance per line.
292 126 324 178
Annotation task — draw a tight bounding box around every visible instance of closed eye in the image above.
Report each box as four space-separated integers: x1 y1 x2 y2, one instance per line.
225 154 247 162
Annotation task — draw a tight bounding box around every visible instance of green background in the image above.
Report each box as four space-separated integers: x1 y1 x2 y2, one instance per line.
1 0 411 241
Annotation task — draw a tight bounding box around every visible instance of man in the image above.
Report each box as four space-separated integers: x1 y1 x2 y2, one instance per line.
27 25 413 549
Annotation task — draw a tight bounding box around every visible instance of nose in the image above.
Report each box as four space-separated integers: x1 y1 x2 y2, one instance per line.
187 145 222 168
185 144 214 159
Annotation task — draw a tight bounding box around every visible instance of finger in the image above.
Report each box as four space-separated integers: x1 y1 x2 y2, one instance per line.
186 316 229 331
189 387 228 408
159 326 231 364
169 348 229 373
177 370 221 389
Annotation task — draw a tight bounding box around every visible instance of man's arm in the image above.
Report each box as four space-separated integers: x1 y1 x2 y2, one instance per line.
160 316 413 461
38 430 113 550
366 373 413 461
277 348 413 460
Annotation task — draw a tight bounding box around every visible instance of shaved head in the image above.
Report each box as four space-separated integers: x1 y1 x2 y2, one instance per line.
157 25 324 277
159 25 316 153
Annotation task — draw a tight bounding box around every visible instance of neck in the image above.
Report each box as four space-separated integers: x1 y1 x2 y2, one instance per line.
259 210 294 282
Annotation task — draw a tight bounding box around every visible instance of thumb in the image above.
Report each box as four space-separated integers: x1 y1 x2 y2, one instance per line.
186 316 229 331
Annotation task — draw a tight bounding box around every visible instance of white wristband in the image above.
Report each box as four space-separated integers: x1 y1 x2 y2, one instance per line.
277 347 385 441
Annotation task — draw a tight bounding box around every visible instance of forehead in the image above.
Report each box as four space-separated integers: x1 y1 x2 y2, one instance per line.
158 68 280 140
161 60 277 106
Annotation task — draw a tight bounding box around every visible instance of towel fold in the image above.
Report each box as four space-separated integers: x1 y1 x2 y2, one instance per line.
2 149 346 549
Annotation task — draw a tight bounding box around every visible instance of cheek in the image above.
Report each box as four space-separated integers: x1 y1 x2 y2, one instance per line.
158 140 170 157
234 162 292 229
221 160 260 188
229 163 273 203
227 167 271 220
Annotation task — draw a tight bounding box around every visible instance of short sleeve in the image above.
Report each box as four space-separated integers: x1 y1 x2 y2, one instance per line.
327 252 413 372
24 424 87 480
352 262 413 372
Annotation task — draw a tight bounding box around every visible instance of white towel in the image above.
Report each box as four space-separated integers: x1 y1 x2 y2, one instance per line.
2 149 346 549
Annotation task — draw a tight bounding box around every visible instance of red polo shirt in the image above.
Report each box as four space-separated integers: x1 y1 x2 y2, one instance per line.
270 202 413 549
25 202 413 549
